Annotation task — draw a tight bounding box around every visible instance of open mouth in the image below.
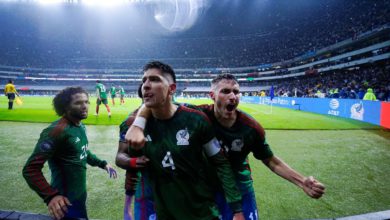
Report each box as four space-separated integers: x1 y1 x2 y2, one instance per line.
226 104 236 112
143 93 153 99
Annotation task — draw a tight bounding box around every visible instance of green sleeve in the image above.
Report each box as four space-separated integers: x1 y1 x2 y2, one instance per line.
86 150 107 169
22 127 61 204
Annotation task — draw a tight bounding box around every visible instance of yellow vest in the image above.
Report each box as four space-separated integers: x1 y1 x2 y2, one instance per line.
4 83 17 94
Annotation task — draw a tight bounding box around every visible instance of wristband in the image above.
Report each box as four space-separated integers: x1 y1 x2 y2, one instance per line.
132 117 146 129
129 158 137 168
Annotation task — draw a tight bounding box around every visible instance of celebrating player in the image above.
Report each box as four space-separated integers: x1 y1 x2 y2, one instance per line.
116 61 245 220
128 73 326 220
23 87 117 220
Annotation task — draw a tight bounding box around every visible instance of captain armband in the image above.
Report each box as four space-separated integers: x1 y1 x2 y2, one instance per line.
203 137 221 157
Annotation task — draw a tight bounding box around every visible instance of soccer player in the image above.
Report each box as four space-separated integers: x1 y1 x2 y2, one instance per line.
95 80 111 117
119 85 126 105
116 61 245 220
4 79 19 110
23 87 117 220
110 84 117 106
128 73 326 220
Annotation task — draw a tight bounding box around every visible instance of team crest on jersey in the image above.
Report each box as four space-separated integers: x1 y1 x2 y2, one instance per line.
231 139 244 151
176 128 189 145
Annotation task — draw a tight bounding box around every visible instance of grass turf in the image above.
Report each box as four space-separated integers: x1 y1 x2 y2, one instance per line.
0 96 389 219
0 96 381 129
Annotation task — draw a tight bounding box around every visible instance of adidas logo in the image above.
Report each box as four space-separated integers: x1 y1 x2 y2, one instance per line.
75 137 80 143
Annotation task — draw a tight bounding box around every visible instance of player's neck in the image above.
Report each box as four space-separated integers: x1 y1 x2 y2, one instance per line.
65 115 81 126
214 111 237 128
151 102 178 120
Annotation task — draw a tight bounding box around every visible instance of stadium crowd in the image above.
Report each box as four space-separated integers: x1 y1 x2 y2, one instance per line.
267 65 390 101
0 0 389 69
2 63 390 102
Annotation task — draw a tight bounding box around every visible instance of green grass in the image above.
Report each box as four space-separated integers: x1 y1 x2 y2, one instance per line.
0 96 380 129
0 96 389 219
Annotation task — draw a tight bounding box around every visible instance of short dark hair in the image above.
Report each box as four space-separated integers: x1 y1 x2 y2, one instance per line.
96 80 101 83
211 73 238 86
53 87 88 116
137 83 143 99
8 80 13 84
143 61 176 83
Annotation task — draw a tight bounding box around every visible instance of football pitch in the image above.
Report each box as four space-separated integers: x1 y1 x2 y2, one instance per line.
0 96 389 219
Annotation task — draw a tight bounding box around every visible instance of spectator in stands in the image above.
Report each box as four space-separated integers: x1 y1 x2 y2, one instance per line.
358 88 366 99
363 88 377 101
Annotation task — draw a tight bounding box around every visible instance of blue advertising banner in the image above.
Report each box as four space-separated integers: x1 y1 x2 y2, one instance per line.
240 96 381 126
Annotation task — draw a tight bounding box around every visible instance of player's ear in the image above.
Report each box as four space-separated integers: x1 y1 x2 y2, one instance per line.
209 91 215 101
169 83 176 95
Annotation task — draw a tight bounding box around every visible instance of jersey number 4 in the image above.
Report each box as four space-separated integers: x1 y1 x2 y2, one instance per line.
162 151 175 170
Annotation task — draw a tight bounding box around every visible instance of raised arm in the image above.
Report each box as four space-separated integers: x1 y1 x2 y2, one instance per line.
262 155 325 199
124 104 151 149
116 108 150 169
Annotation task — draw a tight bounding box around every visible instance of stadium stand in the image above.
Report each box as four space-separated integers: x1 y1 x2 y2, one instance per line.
0 0 389 69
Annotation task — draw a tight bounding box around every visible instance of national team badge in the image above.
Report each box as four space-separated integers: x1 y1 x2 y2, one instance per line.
231 139 244 151
40 140 54 152
176 128 189 145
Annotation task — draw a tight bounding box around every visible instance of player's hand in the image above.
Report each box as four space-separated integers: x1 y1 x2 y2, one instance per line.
125 125 146 150
302 176 325 199
233 212 245 220
47 195 72 220
105 164 117 179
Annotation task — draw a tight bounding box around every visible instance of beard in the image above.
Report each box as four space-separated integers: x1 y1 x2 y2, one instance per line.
69 110 88 120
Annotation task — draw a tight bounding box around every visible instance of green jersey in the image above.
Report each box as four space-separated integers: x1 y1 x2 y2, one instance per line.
119 87 125 96
110 86 116 96
23 117 107 205
195 104 274 194
126 105 241 220
96 83 107 99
